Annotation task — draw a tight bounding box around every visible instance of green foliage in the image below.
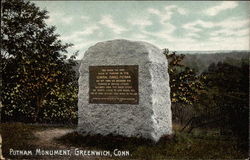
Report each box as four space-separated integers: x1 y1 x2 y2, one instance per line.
199 59 249 149
165 49 249 151
1 0 78 123
40 83 78 123
164 49 205 105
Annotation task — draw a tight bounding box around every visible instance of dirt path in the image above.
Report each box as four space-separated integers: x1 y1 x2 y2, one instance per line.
34 128 74 148
33 128 105 159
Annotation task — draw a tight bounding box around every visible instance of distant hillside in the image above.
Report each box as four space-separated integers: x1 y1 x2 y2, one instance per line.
73 51 250 76
178 51 250 74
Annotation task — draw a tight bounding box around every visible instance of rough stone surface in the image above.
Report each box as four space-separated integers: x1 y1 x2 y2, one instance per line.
77 39 172 142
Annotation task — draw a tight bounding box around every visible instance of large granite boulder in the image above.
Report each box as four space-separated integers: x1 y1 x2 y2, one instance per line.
78 39 172 142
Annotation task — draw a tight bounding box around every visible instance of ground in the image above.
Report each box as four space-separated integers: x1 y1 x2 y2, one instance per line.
0 122 248 160
34 128 73 148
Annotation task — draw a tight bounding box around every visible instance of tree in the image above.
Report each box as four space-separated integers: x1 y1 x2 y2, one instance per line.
201 60 249 149
163 49 205 124
1 0 77 122
164 49 205 105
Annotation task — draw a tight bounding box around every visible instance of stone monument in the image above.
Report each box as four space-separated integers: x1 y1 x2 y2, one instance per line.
78 39 172 142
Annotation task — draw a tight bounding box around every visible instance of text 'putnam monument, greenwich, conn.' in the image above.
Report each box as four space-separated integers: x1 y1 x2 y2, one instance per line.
77 39 172 142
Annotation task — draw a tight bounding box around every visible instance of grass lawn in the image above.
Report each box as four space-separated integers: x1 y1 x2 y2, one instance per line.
0 122 74 159
56 129 247 159
0 122 248 159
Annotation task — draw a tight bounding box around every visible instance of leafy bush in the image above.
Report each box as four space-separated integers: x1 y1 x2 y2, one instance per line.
1 0 78 123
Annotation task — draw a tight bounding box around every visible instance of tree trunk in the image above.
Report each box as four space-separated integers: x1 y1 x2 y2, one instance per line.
0 101 2 123
34 96 42 123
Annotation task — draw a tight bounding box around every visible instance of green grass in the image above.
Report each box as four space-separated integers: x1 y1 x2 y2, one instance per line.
0 122 39 159
0 122 248 159
0 122 73 159
56 130 247 159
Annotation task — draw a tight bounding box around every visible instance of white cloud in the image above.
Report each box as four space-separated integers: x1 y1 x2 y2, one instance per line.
183 20 214 32
218 18 249 29
157 23 176 35
61 17 73 24
181 17 249 50
183 18 249 33
132 33 148 39
73 40 96 50
140 22 176 40
148 8 161 15
148 5 188 24
69 39 98 59
99 15 127 34
139 6 191 44
61 25 100 42
208 36 249 50
160 12 172 24
46 12 74 25
164 5 176 11
141 26 194 45
165 5 188 15
80 25 100 35
80 15 89 21
171 36 249 51
128 18 152 27
186 33 200 38
237 28 250 36
177 8 188 15
204 1 238 16
147 34 199 51
46 12 61 25
211 28 249 37
122 33 148 41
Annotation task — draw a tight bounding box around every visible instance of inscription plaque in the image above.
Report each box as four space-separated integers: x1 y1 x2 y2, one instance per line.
89 65 139 104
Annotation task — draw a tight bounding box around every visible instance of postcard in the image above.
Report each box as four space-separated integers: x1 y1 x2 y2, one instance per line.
1 1 249 159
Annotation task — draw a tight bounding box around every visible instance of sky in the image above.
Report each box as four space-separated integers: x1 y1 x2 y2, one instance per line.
34 1 250 59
